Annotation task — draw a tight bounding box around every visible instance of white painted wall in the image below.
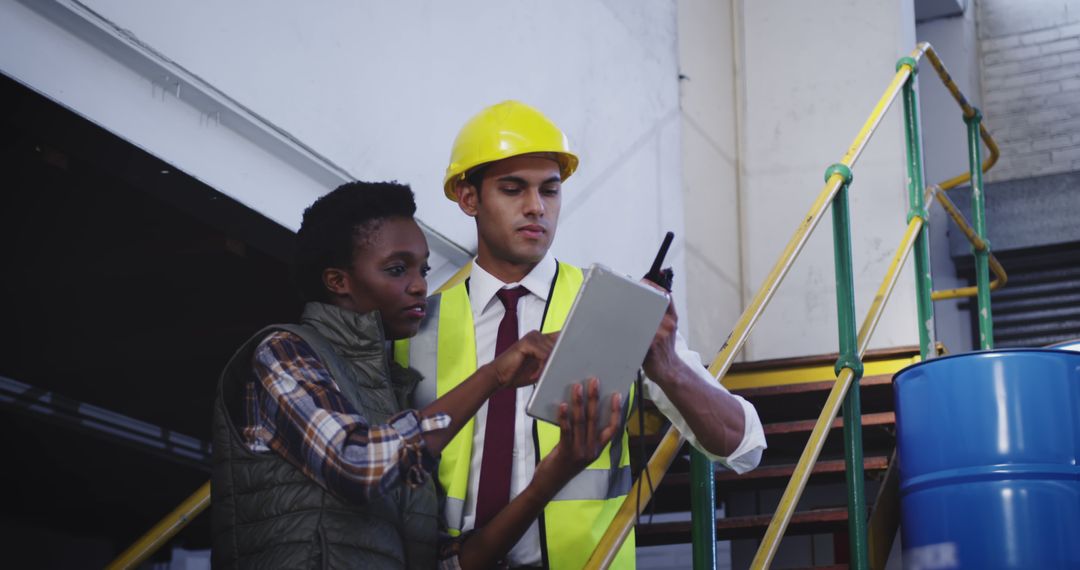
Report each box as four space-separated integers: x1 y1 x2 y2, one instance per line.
0 0 950 367
0 0 687 313
678 0 744 360
737 0 920 360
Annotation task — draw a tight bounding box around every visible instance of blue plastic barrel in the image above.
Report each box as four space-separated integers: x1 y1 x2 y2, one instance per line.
894 349 1080 569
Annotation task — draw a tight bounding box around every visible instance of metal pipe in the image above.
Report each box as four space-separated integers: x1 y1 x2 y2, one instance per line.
0 375 211 470
830 178 869 569
929 186 1008 301
965 110 995 349
920 42 1001 193
899 56 938 361
105 481 211 570
690 450 717 570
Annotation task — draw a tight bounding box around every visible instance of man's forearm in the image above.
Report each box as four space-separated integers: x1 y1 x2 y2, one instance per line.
655 360 745 456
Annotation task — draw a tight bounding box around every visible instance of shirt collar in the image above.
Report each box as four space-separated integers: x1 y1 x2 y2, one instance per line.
468 253 557 318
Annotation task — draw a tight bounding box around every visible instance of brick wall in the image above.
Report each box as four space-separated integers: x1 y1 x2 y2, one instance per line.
979 0 1080 182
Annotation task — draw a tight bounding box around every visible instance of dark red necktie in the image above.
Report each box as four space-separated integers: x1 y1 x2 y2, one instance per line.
475 286 530 528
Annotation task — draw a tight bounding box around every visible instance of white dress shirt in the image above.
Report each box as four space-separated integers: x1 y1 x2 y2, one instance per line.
459 255 765 566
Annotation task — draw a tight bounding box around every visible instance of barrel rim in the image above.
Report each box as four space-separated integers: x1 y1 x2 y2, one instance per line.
1048 338 1080 351
894 347 1080 382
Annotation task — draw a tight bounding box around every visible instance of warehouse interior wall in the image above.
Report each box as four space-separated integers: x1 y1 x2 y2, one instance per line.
0 0 690 315
678 0 743 360
728 0 919 362
1 0 954 377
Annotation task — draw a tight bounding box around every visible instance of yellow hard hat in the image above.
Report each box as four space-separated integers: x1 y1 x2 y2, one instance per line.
443 100 579 201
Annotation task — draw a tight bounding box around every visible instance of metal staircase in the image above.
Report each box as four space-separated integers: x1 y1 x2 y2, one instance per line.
628 346 930 566
585 43 1004 569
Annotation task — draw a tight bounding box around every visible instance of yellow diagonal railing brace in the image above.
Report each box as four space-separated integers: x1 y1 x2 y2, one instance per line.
929 185 1008 300
105 481 211 570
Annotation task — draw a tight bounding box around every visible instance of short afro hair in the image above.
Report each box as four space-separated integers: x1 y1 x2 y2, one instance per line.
295 181 417 302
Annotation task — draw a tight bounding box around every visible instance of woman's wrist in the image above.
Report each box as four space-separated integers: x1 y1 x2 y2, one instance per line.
532 453 576 498
475 362 504 395
520 474 560 507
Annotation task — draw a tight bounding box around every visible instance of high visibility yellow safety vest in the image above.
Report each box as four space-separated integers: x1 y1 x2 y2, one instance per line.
394 261 636 569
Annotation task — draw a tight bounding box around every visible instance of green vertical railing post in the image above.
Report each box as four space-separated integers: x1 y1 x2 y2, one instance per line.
689 450 716 570
898 57 937 361
965 109 994 349
825 163 869 570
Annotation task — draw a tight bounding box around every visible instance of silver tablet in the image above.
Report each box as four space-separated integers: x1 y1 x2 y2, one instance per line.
526 263 669 428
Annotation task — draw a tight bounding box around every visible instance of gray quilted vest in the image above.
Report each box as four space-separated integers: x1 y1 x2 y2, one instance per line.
211 302 439 569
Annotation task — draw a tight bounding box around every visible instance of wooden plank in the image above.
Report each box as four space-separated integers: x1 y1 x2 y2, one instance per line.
721 343 946 391
722 359 916 391
764 412 895 436
660 456 890 488
727 346 923 373
635 507 851 544
628 411 896 450
733 374 892 400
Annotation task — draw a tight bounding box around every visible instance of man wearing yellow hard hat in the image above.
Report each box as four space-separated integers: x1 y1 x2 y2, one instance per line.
399 101 766 568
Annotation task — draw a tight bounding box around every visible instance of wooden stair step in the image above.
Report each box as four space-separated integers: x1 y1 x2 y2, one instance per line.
628 411 895 449
733 373 892 399
636 507 851 545
735 375 897 423
764 412 895 436
727 345 922 374
645 456 890 511
762 419 897 461
661 456 890 488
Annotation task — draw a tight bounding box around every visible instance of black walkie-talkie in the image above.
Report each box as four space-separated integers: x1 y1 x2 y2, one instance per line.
636 231 674 525
643 231 675 292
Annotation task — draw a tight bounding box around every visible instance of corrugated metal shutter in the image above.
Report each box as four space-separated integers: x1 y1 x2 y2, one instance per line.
959 241 1080 348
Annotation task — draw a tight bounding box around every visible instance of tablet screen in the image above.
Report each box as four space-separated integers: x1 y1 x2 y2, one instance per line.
526 264 668 429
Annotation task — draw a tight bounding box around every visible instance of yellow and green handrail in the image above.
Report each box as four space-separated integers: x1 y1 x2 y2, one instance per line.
586 41 1002 570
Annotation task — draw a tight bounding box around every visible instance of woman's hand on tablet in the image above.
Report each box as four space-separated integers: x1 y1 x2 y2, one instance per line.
491 330 559 389
535 378 622 484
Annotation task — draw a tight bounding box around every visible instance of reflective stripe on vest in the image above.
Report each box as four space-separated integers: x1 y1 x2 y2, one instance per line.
395 262 636 568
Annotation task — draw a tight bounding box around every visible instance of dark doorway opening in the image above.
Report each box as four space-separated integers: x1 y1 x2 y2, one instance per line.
0 72 301 567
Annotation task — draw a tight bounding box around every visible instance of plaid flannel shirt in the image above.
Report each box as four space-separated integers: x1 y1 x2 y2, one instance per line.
243 331 463 567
